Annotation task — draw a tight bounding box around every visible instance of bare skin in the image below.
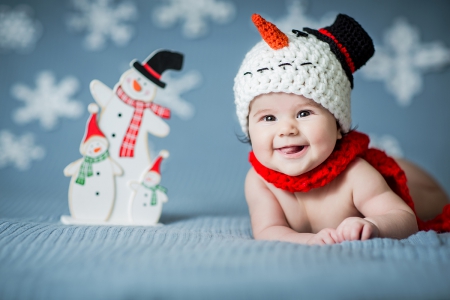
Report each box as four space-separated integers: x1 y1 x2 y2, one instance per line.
395 158 449 221
246 93 422 245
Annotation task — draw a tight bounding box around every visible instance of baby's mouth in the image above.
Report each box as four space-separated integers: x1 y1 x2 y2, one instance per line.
277 145 305 154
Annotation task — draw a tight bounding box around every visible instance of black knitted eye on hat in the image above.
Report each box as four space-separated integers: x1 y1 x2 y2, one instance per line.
303 14 375 88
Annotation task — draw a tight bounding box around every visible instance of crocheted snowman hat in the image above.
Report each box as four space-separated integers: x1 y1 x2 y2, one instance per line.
234 14 374 135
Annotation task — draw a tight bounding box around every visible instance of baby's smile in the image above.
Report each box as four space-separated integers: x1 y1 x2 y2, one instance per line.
275 145 308 158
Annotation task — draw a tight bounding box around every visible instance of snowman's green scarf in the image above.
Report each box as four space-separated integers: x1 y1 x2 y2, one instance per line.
75 151 110 185
141 183 167 206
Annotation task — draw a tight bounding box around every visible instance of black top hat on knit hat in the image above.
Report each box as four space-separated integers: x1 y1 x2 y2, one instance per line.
132 50 184 88
303 14 374 89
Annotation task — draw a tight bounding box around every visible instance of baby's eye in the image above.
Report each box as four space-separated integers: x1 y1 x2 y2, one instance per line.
263 115 276 122
297 110 311 118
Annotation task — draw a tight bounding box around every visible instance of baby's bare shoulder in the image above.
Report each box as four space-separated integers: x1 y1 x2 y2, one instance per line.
345 157 398 207
345 157 384 182
245 168 272 203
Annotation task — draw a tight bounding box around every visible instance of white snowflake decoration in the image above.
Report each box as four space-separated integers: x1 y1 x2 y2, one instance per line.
362 18 450 106
152 0 235 39
0 130 45 171
153 70 201 120
369 133 404 158
11 71 84 131
67 0 137 51
273 0 335 33
0 5 42 53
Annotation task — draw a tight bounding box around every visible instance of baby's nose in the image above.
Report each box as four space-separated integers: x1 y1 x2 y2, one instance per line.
279 120 299 136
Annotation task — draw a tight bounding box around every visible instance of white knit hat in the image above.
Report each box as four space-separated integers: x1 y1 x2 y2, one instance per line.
234 14 374 135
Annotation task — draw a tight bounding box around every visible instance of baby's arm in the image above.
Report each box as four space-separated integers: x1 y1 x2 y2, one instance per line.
246 168 338 245
338 158 418 242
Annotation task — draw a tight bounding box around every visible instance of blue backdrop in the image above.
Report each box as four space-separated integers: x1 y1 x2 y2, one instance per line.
1 0 449 220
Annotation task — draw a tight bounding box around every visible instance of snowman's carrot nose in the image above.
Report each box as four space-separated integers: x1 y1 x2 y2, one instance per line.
252 14 288 50
133 79 142 92
94 147 101 153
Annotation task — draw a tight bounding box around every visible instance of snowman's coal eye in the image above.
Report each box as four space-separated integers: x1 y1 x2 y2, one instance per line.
257 68 269 73
244 72 252 76
292 29 308 37
301 62 312 66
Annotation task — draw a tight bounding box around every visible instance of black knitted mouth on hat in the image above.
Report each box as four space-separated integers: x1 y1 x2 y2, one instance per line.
303 14 375 89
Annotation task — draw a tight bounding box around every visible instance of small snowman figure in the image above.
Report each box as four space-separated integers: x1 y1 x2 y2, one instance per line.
128 150 169 225
64 103 122 221
90 49 183 223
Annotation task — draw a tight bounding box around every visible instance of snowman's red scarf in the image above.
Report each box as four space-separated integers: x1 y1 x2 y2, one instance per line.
116 86 171 157
249 131 450 232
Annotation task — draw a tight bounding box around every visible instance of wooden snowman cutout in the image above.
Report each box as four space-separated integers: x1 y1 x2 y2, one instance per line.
89 50 183 223
62 104 122 223
128 150 169 225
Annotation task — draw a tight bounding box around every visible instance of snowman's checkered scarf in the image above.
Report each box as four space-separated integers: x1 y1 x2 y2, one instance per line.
116 86 170 157
141 183 167 206
75 151 109 185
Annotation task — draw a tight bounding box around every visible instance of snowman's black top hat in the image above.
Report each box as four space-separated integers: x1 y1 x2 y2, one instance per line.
303 14 374 88
132 50 184 88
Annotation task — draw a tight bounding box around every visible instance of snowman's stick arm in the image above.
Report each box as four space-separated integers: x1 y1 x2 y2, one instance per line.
90 80 113 109
63 158 84 177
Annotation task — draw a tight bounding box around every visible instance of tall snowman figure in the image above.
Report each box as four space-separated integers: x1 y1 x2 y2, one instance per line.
128 150 169 225
63 103 122 222
90 50 183 223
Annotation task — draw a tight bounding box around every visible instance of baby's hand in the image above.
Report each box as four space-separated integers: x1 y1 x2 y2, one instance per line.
307 228 339 245
336 217 379 242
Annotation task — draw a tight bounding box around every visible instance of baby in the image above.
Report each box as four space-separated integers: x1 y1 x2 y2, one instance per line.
234 14 450 245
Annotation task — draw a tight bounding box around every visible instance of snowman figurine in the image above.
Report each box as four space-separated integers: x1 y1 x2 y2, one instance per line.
128 150 169 225
89 49 183 223
63 103 122 222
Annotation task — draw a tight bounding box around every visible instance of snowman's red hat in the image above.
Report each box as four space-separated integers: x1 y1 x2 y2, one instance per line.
131 50 184 89
149 150 169 175
80 104 107 151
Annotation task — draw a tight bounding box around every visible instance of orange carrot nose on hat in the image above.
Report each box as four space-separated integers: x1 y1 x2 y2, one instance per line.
252 14 289 50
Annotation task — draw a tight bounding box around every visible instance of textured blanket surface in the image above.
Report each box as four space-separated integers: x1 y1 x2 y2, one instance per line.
1 215 450 300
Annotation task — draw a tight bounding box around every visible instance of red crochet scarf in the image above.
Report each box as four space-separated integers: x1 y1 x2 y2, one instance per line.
249 131 450 232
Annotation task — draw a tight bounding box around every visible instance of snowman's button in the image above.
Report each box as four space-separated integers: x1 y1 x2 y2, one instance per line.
111 133 116 138
96 192 100 196
118 113 122 117
96 172 100 176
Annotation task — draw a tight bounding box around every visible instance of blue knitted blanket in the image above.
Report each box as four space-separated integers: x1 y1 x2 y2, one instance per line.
1 214 450 299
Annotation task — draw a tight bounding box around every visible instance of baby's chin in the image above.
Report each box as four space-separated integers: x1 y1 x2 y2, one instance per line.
275 163 320 177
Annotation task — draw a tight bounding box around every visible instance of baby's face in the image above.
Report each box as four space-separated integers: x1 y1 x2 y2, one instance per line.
248 93 342 176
